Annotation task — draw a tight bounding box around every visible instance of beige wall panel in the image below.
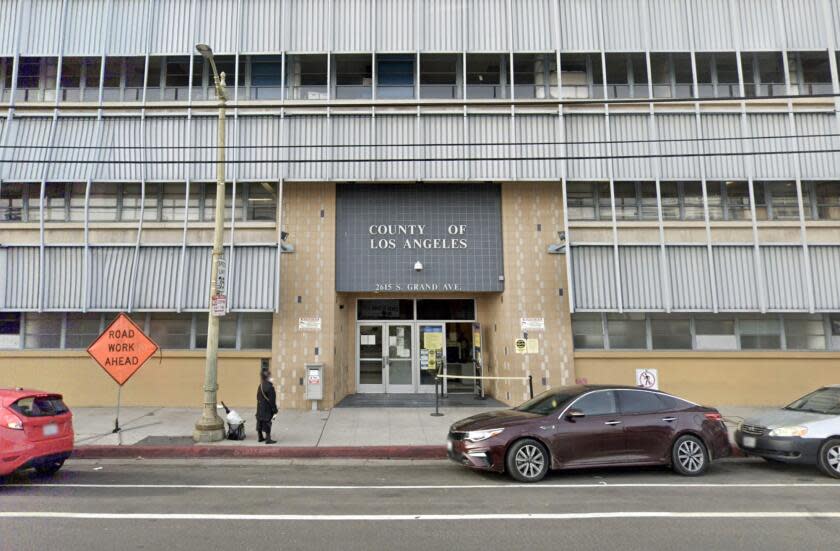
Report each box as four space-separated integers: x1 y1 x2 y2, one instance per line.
662 226 707 243
617 227 661 244
88 227 143 244
567 227 613 243
44 229 86 243
0 226 43 244
575 351 840 407
0 351 269 408
709 226 755 243
757 226 803 244
806 225 840 244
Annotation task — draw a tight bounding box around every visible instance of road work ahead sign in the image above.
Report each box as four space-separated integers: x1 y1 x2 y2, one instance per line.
87 313 159 385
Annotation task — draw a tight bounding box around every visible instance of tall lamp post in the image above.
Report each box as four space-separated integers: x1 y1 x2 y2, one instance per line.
193 43 227 442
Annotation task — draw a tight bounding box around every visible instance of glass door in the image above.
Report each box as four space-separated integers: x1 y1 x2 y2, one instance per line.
385 324 414 393
357 324 385 393
417 324 445 393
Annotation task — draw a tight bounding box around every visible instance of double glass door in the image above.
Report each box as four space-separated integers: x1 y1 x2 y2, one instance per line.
358 323 414 393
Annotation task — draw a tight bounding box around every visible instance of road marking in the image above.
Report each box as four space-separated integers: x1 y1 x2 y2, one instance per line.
2 511 840 521
5 482 840 490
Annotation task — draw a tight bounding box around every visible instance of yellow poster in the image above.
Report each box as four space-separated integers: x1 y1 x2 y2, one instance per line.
473 331 481 348
424 332 443 350
526 338 540 354
428 353 437 370
514 338 527 354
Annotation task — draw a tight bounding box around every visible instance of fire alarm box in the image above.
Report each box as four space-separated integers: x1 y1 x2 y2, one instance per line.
305 363 324 401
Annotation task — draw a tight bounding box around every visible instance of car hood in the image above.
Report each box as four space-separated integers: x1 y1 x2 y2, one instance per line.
450 409 542 432
743 409 836 429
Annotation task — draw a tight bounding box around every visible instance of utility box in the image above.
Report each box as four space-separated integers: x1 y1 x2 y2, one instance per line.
305 363 324 401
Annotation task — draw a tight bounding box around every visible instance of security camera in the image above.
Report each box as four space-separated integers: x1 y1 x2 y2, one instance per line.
414 261 423 271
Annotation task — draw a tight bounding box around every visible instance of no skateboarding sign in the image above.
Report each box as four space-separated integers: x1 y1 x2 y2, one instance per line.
635 368 659 390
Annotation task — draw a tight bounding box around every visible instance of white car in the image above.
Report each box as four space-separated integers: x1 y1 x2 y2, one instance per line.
735 385 840 478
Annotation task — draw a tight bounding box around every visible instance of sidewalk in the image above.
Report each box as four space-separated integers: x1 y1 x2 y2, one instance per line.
69 405 773 460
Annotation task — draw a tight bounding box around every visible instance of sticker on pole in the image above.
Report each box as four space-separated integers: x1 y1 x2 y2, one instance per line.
636 368 658 390
211 294 227 317
87 313 159 386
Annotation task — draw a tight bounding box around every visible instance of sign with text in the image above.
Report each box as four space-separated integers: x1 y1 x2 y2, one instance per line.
636 368 659 390
335 184 504 292
299 317 322 331
87 313 159 386
211 294 227 317
520 318 545 332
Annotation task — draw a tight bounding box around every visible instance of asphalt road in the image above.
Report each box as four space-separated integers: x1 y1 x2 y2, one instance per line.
2 458 840 551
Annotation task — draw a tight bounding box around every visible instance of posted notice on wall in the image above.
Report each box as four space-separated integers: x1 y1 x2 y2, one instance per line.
520 318 545 332
636 368 659 390
299 317 322 331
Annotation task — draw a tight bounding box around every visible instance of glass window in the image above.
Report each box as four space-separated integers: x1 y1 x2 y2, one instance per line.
33 182 68 222
572 313 604 349
515 387 580 415
572 390 618 416
0 313 22 349
830 315 840 350
742 52 785 97
739 317 782 349
88 182 119 222
420 54 460 99
357 299 414 320
101 58 123 101
784 315 826 351
724 181 751 221
613 182 639 221
68 182 87 222
513 53 557 99
65 313 101 349
240 313 273 349
285 54 327 100
607 313 646 349
335 54 373 99
377 54 414 99
650 316 691 349
639 182 658 220
250 55 283 99
202 182 242 222
84 57 102 91
246 182 277 221
196 313 236 349
706 181 724 220
605 53 646 98
417 299 475 321
660 181 680 220
17 57 41 90
149 313 192 349
661 181 704 221
566 181 604 221
0 182 25 221
756 181 799 221
814 181 840 220
695 315 737 350
560 53 602 99
24 313 62 349
789 51 833 95
121 183 158 221
466 54 504 99
60 57 82 92
618 390 666 414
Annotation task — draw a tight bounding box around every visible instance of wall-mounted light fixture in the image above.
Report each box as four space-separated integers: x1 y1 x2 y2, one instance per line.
414 260 423 271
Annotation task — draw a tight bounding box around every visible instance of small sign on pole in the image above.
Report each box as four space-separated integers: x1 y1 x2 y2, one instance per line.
87 313 159 433
211 294 227 317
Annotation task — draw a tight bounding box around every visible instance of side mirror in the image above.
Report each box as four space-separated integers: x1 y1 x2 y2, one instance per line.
566 408 585 421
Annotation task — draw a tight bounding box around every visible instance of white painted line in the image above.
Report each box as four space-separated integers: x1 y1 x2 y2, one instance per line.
1 511 840 521
5 482 840 490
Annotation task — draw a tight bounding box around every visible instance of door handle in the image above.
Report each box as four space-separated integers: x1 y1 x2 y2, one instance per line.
661 417 677 422
604 420 622 426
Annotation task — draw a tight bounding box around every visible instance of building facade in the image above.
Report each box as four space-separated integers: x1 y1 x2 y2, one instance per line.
1 0 839 409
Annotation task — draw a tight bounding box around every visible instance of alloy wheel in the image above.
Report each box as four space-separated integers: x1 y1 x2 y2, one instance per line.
828 445 840 474
515 444 545 479
677 439 705 473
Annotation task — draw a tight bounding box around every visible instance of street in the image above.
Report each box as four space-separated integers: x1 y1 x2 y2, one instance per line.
2 458 840 550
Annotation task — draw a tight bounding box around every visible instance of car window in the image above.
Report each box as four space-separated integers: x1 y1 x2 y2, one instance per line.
11 396 68 417
515 388 581 415
617 390 667 414
570 391 618 416
655 394 691 411
785 387 840 415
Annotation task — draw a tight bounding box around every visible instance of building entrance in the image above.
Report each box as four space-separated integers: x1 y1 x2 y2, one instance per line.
355 299 478 395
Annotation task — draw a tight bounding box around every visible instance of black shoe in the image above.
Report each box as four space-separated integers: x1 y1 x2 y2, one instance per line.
265 439 277 444
258 436 265 442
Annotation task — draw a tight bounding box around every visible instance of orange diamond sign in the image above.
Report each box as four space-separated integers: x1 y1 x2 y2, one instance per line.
87 313 159 386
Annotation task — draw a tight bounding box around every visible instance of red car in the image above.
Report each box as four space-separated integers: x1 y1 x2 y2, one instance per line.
0 388 74 478
448 385 731 482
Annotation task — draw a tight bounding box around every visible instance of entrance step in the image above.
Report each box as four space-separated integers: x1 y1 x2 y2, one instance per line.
335 393 506 408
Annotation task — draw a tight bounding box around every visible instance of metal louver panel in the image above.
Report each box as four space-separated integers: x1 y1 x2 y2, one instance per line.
810 245 840 310
1 247 40 310
375 115 415 181
89 246 134 310
132 246 181 309
667 246 713 310
619 246 663 309
762 246 808 310
44 247 84 310
229 246 278 310
571 245 618 310
713 246 759 310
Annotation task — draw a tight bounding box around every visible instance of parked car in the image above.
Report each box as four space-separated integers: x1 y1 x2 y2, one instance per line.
734 385 840 479
0 388 74 478
447 385 731 482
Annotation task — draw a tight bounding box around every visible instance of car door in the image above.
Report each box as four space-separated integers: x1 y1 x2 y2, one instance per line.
616 390 678 463
549 390 626 467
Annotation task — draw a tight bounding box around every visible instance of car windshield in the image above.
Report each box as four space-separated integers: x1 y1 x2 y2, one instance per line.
784 387 840 415
514 388 582 416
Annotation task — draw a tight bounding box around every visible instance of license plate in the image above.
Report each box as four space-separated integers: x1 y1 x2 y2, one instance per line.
43 424 58 436
447 440 454 452
742 436 756 448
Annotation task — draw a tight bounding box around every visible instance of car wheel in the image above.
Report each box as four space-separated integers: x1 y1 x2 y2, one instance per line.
506 439 549 483
817 439 840 479
672 435 709 476
34 459 64 477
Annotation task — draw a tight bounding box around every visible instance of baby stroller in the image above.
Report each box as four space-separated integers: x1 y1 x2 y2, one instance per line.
219 401 246 440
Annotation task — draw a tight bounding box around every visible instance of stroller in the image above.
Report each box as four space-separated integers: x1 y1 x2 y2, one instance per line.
219 401 246 440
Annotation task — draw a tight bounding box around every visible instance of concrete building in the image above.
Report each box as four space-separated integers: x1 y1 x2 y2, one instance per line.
1 0 839 410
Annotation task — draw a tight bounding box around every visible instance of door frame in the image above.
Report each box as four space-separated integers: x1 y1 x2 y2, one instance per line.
355 321 417 393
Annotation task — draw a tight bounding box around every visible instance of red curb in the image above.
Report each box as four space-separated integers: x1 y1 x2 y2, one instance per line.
72 445 448 460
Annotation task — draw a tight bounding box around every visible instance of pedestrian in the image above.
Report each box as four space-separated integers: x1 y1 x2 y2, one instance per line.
256 368 278 444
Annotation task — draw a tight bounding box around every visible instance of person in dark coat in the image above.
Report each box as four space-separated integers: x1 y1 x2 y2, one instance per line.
256 368 278 444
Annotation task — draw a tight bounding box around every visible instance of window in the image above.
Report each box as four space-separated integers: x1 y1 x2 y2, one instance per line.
420 54 460 99
163 56 190 100
831 315 840 350
742 52 785 98
196 313 237 349
572 313 604 349
604 52 647 98
650 315 691 349
706 181 751 221
121 183 159 222
149 313 192 349
0 313 21 349
784 315 826 350
513 53 557 99
466 54 505 99
24 313 62 349
65 313 101 349
17 57 42 98
649 52 693 98
566 181 610 221
660 181 704 221
251 55 283 99
739 317 782 349
285 54 327 100
813 181 840 220
571 391 617 416
101 58 123 101
202 182 242 222
607 313 646 349
68 183 87 222
694 316 737 350
695 52 739 98
240 313 273 349
245 182 277 221
377 54 414 99
416 299 475 321
560 53 602 99
0 182 24 221
160 182 192 222
335 54 372 99
754 181 799 221
357 299 414 321
788 51 833 96
88 182 119 222
613 181 639 221
618 390 666 414
1 57 12 101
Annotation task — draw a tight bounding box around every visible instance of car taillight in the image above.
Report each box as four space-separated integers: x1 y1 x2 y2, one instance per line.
1 409 24 430
704 412 723 422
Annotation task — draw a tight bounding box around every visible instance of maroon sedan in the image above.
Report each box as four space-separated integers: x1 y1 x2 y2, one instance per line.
448 385 731 482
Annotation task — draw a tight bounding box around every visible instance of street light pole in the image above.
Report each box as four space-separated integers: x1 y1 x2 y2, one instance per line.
193 43 227 443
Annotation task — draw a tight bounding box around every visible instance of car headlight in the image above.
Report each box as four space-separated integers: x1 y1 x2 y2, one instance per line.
768 426 808 437
465 428 505 443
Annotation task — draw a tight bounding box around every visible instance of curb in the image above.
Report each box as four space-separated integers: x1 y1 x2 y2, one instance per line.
72 445 448 460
